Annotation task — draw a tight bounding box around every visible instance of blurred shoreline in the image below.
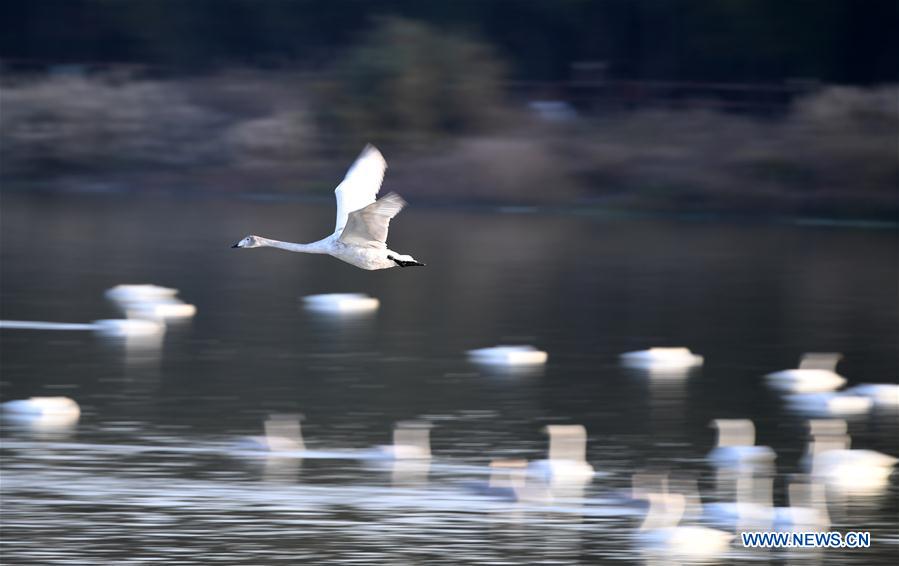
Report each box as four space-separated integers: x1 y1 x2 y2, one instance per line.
2 67 897 221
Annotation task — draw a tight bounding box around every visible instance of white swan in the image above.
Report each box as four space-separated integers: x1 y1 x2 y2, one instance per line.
232 145 424 270
241 414 305 452
468 459 552 503
798 419 848 471
771 481 830 532
843 383 899 408
636 491 733 558
765 353 846 393
707 419 776 470
527 424 594 484
93 318 166 337
1 396 81 429
785 391 873 416
302 293 379 314
805 432 897 495
1 284 185 342
467 345 548 367
105 284 196 320
619 347 703 370
377 421 432 460
703 473 776 531
0 318 164 338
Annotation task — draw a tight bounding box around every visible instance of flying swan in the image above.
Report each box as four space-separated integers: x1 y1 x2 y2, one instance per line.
232 145 424 270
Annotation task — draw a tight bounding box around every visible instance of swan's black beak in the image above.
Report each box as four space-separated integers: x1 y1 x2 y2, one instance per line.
231 242 240 248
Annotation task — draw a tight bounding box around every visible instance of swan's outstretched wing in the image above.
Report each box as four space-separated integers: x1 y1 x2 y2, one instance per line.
334 145 387 235
339 192 406 248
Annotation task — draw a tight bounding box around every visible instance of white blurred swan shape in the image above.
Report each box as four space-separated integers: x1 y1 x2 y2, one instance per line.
633 478 733 559
766 353 846 393
527 424 595 484
467 345 548 367
707 419 776 470
241 414 305 452
786 391 873 416
619 347 704 370
1 396 81 429
302 293 379 314
803 420 897 495
377 421 432 460
105 284 197 321
843 383 899 408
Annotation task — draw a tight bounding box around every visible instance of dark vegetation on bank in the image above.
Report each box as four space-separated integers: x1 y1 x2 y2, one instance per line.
2 18 897 219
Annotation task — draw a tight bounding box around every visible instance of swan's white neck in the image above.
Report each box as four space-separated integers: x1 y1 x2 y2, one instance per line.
640 492 685 531
257 236 329 254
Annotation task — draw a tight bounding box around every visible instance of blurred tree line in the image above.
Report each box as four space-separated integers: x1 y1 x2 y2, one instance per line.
2 0 897 84
2 2 897 217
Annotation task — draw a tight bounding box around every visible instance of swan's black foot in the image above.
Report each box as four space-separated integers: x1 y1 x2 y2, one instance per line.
388 255 426 268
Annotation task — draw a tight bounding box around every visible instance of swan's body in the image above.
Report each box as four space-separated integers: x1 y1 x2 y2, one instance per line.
528 425 595 484
707 419 776 470
804 433 897 495
771 482 830 532
240 414 305 453
619 347 704 370
467 345 548 367
813 448 897 494
703 474 776 531
765 353 846 393
93 318 165 337
786 392 873 416
105 284 196 320
636 492 733 558
232 145 424 270
844 383 899 408
302 293 379 314
2 396 80 418
1 397 81 429
466 459 552 503
376 421 432 460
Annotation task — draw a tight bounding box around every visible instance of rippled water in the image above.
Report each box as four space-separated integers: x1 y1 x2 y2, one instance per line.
2 193 897 564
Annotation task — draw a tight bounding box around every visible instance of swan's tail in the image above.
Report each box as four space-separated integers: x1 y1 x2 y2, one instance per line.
387 254 426 267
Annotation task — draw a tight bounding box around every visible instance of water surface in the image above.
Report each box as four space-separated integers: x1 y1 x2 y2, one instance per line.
2 193 897 564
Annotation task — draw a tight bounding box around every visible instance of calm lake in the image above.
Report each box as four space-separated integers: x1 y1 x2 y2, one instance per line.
1 192 897 564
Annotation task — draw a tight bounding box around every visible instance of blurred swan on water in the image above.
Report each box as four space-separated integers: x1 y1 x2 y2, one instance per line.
0 284 190 341
803 425 897 495
771 481 830 532
619 347 703 370
798 419 848 471
843 383 899 408
377 421 432 460
527 425 594 484
635 489 733 559
0 318 163 338
105 284 196 320
467 459 552 503
707 419 776 470
785 391 873 416
703 473 830 533
1 396 81 430
93 318 165 337
232 145 424 270
302 293 379 314
765 353 846 393
241 414 305 452
703 473 776 532
467 345 548 367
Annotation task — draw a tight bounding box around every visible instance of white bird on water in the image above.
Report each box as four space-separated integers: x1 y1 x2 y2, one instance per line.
232 145 424 270
765 352 847 393
707 419 776 470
